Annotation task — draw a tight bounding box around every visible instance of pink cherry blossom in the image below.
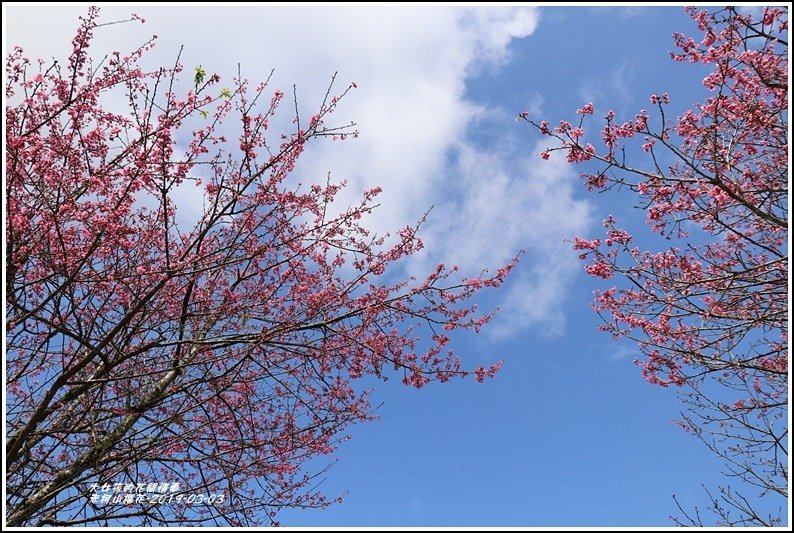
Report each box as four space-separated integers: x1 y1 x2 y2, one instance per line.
5 9 517 527
522 7 787 524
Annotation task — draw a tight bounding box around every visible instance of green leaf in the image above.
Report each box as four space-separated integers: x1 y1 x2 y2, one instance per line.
194 65 206 88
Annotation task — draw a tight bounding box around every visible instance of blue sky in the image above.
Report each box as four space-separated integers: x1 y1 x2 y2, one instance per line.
4 4 786 527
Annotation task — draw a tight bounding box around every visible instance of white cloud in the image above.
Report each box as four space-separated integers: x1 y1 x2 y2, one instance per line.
5 5 592 337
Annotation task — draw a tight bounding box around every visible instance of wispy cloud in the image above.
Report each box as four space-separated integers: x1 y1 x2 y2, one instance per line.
606 343 639 363
588 6 645 21
578 60 637 110
420 140 592 338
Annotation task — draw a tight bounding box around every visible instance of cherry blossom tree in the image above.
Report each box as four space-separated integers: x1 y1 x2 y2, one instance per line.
5 9 514 526
520 6 787 526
